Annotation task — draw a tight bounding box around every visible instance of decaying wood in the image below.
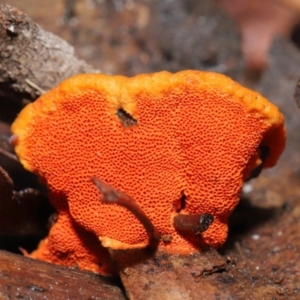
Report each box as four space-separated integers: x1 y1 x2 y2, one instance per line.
0 250 125 300
110 248 241 300
0 4 96 122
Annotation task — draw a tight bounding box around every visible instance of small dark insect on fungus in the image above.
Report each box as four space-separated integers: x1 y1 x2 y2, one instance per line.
116 108 137 127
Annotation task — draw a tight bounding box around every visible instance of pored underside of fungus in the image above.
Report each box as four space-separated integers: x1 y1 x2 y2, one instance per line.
11 70 285 274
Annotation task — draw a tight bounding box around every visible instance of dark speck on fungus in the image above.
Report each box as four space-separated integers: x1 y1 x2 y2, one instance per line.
117 107 137 127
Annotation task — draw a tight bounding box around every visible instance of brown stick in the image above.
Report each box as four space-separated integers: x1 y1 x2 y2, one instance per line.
0 147 18 162
173 213 214 235
91 177 161 245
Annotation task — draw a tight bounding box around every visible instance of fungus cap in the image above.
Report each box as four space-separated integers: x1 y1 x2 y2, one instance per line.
11 70 285 257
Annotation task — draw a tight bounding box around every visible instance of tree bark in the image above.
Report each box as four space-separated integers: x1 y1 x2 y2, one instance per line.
0 4 96 123
0 250 125 300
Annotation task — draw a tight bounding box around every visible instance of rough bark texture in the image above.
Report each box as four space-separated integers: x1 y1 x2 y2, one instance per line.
0 250 125 300
0 4 95 122
111 248 233 300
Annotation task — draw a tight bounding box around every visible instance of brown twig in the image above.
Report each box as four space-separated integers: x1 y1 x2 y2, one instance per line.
0 147 19 162
173 213 214 235
91 177 161 245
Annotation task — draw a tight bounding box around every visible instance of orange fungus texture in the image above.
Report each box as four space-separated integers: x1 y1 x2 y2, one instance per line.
11 70 285 273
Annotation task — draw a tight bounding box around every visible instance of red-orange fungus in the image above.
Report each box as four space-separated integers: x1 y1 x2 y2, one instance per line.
11 70 285 274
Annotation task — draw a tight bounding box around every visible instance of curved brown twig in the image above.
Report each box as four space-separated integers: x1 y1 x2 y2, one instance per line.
0 147 19 162
173 213 214 235
91 177 161 246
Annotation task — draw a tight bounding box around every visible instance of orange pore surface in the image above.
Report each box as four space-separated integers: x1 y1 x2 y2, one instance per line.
28 193 116 275
12 70 285 254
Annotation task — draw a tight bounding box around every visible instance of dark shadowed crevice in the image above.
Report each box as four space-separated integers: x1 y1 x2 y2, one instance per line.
247 145 270 181
179 191 186 211
291 21 300 50
173 191 187 212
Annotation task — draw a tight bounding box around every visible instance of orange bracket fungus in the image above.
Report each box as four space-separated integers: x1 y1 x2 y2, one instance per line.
11 70 286 274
